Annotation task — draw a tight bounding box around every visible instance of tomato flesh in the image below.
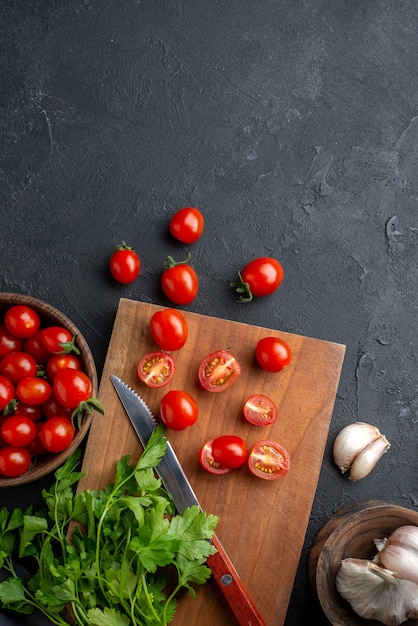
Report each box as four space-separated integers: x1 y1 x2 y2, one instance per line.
159 390 198 430
198 350 241 392
255 336 292 373
248 440 290 480
199 440 231 475
137 352 175 388
243 394 278 426
150 308 188 351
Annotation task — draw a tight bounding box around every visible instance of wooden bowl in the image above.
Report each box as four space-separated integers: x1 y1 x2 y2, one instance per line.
309 500 418 626
0 292 97 487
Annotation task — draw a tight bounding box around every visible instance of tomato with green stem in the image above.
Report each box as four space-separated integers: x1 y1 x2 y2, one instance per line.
169 207 204 244
40 326 79 355
248 440 290 480
231 257 284 302
150 308 188 351
243 394 278 426
160 390 198 430
198 350 241 392
109 241 141 284
255 336 292 372
4 304 40 338
161 254 199 305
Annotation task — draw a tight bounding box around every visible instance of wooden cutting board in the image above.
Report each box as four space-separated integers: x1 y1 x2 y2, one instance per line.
78 298 345 626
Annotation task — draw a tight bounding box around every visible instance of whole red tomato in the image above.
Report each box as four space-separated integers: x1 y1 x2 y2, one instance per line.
0 352 38 384
211 435 248 470
0 325 23 358
109 241 141 284
159 390 198 431
4 305 40 338
232 257 284 302
0 446 31 477
161 255 198 305
40 417 74 453
0 375 15 411
255 336 292 373
1 415 37 447
16 377 52 405
150 308 188 351
53 369 92 408
40 326 78 355
46 354 81 380
169 207 204 244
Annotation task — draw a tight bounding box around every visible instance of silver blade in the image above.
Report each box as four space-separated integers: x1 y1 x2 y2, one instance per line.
110 375 200 514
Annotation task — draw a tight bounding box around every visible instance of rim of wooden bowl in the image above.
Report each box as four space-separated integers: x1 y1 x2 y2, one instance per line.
309 500 418 626
0 292 98 487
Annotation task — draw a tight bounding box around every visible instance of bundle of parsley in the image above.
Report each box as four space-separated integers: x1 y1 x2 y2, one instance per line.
0 427 218 625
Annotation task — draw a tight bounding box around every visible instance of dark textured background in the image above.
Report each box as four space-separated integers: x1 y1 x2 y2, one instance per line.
1 1 417 624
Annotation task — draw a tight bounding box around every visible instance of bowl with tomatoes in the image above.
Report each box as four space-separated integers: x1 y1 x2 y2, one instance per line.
0 293 98 487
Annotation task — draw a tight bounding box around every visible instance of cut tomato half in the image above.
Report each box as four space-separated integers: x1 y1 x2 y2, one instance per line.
243 394 278 426
199 439 231 475
137 351 175 388
248 440 290 480
198 350 241 392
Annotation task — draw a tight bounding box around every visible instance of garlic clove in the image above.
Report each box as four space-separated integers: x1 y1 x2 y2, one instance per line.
336 558 418 626
348 433 390 481
377 525 418 585
333 422 385 474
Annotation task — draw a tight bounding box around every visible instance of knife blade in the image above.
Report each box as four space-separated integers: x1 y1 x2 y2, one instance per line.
111 375 267 626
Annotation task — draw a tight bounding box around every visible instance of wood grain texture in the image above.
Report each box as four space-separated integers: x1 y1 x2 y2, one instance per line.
78 298 345 626
309 501 418 626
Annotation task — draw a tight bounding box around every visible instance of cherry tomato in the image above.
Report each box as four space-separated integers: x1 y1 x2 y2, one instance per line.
0 375 15 411
0 446 32 477
42 395 73 420
0 351 38 384
160 390 198 431
4 305 40 339
255 336 292 373
161 255 198 305
243 394 278 426
40 326 77 355
16 377 52 406
248 440 290 480
0 325 23 358
13 402 43 422
169 207 204 244
46 354 82 380
109 241 141 284
211 435 248 469
232 257 284 302
137 352 175 388
199 440 231 475
24 330 51 362
150 308 188 351
1 415 37 447
198 350 241 392
53 369 92 408
27 422 48 455
40 417 74 453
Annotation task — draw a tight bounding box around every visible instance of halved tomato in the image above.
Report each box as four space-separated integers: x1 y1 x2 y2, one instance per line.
199 439 231 475
248 440 290 480
198 350 241 392
243 394 278 426
137 351 175 388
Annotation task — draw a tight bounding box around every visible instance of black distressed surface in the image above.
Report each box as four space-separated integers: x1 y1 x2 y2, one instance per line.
1 1 417 624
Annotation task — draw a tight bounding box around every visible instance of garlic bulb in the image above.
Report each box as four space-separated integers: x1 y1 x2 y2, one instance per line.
336 558 418 626
333 421 390 481
376 525 418 585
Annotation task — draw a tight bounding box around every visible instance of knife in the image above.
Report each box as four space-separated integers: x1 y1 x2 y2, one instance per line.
111 375 267 626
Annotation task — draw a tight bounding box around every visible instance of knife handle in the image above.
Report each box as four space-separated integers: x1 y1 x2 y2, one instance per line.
207 533 267 626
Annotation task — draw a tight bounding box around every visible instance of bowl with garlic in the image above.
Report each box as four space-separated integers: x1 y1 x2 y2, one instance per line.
309 500 418 626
